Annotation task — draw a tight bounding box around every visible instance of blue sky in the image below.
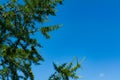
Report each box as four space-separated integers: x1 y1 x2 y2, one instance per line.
34 0 120 80
1 0 120 80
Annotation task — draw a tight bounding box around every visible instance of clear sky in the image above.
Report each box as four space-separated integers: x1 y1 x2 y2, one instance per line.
1 0 120 80
34 0 120 80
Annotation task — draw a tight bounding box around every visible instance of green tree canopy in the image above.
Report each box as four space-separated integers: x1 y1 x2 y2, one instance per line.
0 0 81 80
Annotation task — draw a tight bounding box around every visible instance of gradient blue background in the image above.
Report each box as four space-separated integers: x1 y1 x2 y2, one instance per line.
35 0 120 80
1 0 120 80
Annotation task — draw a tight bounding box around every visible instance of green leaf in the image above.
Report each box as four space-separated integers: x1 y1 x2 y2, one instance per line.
40 25 60 39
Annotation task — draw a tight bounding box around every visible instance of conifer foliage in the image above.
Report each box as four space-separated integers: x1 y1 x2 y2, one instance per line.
0 0 81 80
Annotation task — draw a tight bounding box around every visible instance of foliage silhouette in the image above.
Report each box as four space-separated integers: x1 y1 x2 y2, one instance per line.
0 0 81 80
